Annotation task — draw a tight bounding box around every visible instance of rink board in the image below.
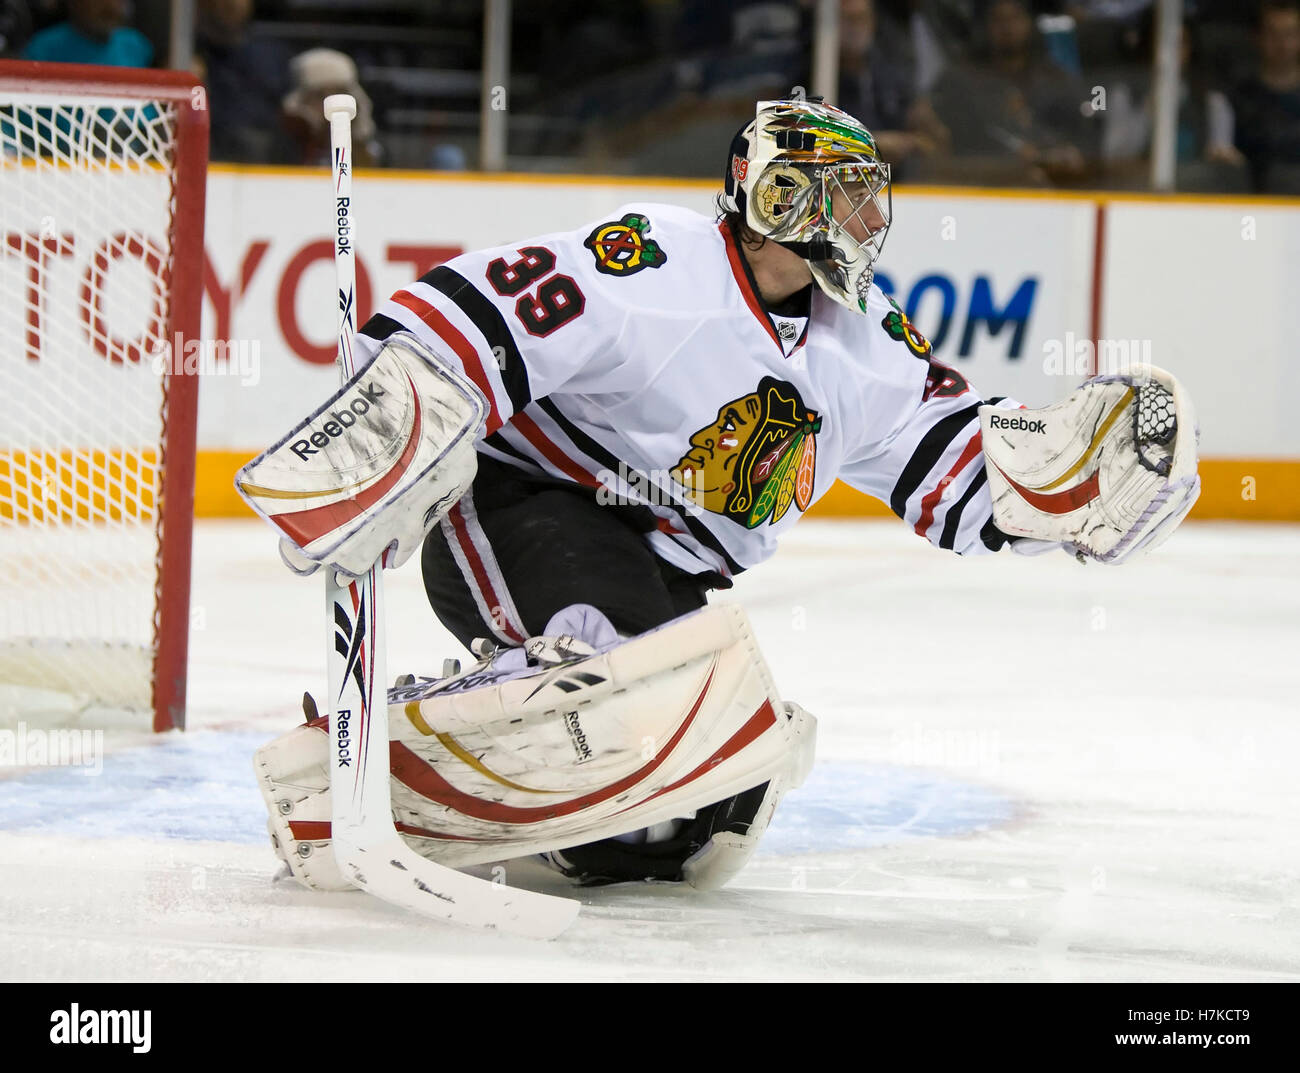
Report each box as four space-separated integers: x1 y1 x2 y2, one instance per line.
160 167 1300 519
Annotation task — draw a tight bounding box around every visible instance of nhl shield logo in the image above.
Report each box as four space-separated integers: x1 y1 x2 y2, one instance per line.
584 213 667 276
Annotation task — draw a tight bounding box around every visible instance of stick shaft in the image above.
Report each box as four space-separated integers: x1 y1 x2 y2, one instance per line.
328 100 358 378
314 95 577 937
324 94 388 833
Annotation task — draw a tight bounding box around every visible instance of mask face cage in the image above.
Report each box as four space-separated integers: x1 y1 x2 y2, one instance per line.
729 100 893 313
819 160 892 275
796 159 893 313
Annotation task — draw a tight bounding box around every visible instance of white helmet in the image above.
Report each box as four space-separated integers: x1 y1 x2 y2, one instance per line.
723 98 892 314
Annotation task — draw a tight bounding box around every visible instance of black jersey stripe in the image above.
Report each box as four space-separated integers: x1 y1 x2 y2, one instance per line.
482 430 543 468
938 467 988 551
359 312 406 341
533 395 746 576
421 266 532 416
533 396 747 577
889 404 983 519
662 532 739 583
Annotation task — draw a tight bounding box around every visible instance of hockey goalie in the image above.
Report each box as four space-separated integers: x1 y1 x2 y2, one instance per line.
239 98 1199 894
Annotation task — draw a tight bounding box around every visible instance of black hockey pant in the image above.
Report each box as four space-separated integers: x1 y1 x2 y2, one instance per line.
422 457 725 650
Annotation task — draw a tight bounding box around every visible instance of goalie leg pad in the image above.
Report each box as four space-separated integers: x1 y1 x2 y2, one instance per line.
256 725 351 891
540 705 814 890
254 604 816 888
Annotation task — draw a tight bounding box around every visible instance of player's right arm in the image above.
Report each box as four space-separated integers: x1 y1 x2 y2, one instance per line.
240 219 650 581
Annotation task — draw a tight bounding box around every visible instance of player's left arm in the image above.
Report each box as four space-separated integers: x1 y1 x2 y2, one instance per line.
838 296 1199 563
838 346 1015 555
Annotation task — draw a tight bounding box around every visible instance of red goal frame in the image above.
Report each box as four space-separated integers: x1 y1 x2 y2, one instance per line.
0 61 209 731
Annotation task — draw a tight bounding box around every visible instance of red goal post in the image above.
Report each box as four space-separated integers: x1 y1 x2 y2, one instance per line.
0 61 209 732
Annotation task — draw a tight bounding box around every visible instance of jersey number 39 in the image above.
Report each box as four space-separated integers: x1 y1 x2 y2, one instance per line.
486 246 585 338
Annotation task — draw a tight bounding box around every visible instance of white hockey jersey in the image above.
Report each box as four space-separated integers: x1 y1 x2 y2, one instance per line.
354 203 1015 580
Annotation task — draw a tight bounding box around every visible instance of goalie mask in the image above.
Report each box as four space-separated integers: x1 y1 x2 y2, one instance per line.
723 99 892 314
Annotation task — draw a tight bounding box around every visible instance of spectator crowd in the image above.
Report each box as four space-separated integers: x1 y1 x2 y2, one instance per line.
2 0 1298 193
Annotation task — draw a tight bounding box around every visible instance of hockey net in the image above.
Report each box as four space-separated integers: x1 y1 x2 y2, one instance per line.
0 62 207 731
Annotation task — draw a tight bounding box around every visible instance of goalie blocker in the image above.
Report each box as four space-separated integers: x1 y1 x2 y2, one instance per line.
235 331 486 580
255 603 816 891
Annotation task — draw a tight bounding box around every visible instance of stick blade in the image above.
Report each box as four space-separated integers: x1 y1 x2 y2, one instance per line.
334 834 580 941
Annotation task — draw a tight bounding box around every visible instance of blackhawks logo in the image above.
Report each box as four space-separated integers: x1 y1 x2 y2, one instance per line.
881 295 932 358
584 213 667 276
753 164 812 230
881 295 970 401
670 377 820 529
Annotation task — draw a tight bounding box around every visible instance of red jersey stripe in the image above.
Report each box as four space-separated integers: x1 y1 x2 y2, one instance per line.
510 411 602 489
914 430 983 538
445 501 527 644
718 221 783 350
390 288 503 434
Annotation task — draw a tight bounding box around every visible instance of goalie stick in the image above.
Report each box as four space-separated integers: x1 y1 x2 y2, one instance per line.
320 94 579 939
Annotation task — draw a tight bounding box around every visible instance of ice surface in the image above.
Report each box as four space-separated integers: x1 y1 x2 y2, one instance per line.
1 518 1297 981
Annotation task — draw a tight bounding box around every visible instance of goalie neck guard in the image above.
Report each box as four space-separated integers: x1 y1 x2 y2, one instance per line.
722 98 892 314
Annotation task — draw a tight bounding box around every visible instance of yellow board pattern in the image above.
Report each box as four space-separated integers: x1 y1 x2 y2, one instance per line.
194 451 1298 523
0 449 159 523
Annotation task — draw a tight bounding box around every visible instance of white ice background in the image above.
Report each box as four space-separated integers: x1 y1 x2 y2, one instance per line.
1 518 1297 981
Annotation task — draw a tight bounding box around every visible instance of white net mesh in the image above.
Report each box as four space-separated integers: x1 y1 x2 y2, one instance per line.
0 90 181 723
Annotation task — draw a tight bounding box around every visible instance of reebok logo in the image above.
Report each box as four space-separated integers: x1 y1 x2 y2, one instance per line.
291 382 386 459
336 708 352 767
336 196 352 255
990 414 1046 434
563 711 593 763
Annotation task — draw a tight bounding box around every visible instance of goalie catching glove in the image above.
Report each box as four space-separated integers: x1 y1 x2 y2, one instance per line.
980 364 1199 563
254 603 816 891
235 332 486 579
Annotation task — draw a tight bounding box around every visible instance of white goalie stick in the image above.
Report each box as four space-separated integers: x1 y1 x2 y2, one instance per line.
320 94 579 939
